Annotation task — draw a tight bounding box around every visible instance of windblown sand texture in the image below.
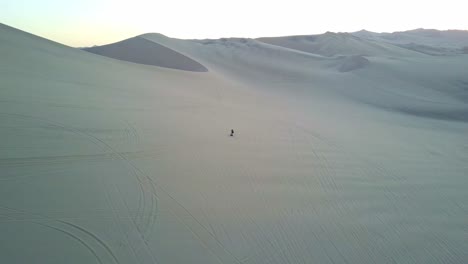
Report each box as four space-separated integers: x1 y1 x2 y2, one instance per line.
1 23 468 264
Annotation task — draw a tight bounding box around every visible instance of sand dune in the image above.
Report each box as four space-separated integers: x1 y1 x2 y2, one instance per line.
256 32 422 57
84 36 207 72
138 33 468 122
1 22 468 264
354 28 468 55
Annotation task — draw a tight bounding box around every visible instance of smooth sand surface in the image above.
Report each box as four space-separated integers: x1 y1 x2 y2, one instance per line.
1 23 468 264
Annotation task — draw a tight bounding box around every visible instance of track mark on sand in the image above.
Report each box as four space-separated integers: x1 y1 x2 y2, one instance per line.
1 113 244 263
0 113 157 262
59 220 121 264
39 223 104 264
0 206 115 264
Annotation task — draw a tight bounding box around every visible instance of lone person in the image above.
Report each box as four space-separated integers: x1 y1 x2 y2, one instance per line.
230 129 234 137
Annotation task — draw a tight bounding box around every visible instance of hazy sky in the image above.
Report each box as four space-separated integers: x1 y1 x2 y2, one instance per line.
2 0 468 47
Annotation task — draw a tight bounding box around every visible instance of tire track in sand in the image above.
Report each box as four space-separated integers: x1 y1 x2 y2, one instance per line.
0 113 157 263
0 206 118 264
1 112 244 264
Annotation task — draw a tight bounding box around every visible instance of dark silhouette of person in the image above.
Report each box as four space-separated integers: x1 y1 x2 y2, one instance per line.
230 129 234 136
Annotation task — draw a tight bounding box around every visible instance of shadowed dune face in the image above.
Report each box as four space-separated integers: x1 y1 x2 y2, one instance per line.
83 37 208 72
396 107 468 122
336 55 370 72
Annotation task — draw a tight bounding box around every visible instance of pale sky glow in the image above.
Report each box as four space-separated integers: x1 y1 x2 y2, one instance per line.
2 0 468 47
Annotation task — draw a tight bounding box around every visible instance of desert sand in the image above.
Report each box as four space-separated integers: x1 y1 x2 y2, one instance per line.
1 22 467 263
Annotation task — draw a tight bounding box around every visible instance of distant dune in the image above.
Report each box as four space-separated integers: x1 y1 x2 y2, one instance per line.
256 32 421 57
353 28 468 55
1 22 468 264
84 36 208 72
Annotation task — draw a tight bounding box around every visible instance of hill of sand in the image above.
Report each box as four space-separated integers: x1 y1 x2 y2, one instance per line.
1 23 468 264
84 36 207 72
353 28 468 55
256 32 423 57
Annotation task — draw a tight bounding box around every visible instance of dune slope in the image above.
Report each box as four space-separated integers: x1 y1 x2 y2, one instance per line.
353 29 468 55
256 32 422 57
1 23 468 264
84 36 208 72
